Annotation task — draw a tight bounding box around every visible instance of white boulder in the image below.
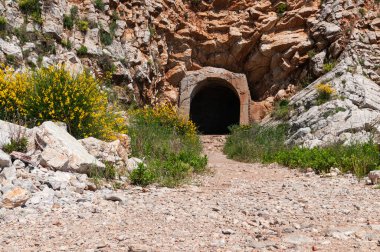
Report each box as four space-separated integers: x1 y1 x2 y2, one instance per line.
36 121 104 173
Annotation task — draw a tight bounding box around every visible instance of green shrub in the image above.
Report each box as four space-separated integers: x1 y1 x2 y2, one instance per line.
88 162 117 180
94 0 105 11
13 25 29 45
2 137 28 154
272 100 291 120
129 163 155 186
70 6 79 18
97 54 115 73
77 45 88 56
128 104 207 187
224 124 289 163
18 0 42 24
100 29 113 45
323 60 337 73
274 143 379 177
77 20 89 32
6 54 16 65
0 16 7 31
148 25 156 38
63 14 74 30
307 49 316 58
277 2 287 15
359 8 366 17
61 39 72 49
224 124 380 177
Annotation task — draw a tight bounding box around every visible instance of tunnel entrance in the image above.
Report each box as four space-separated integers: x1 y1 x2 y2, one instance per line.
179 67 251 133
190 82 240 134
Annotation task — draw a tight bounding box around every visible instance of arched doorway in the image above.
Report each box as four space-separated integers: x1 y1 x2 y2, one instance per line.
179 67 251 134
190 80 240 134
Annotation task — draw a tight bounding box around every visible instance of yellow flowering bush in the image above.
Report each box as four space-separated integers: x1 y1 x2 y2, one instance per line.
0 66 29 119
0 66 127 140
316 83 335 104
131 103 197 137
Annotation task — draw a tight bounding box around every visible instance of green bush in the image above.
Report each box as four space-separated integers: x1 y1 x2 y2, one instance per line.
224 124 289 163
128 104 208 187
70 6 79 18
275 143 379 177
323 60 337 73
277 2 287 15
359 8 366 17
100 29 113 46
224 124 380 177
2 137 28 154
63 14 74 30
61 39 72 49
77 45 88 56
0 16 7 31
272 100 291 120
129 163 155 187
88 162 117 180
6 55 16 65
18 0 42 24
77 20 89 32
94 0 105 11
97 54 115 73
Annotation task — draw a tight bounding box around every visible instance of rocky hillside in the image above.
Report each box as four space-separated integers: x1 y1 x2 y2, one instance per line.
0 0 378 107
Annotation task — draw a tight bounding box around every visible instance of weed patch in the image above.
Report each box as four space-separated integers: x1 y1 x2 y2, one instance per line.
128 104 207 187
224 124 380 177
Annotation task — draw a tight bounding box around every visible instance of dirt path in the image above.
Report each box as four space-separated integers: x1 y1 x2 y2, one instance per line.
1 136 380 251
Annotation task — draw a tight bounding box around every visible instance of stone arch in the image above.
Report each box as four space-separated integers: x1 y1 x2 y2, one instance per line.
179 67 250 133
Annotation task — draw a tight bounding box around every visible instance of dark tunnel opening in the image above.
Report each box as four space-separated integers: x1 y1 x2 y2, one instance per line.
190 82 240 135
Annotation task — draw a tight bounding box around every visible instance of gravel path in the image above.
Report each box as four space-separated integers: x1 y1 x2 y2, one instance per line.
1 135 380 251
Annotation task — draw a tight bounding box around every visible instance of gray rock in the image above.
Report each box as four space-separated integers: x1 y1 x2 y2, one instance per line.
46 171 72 190
12 159 25 170
368 170 380 185
0 150 11 168
311 50 326 77
79 135 130 168
0 166 16 181
283 234 314 244
1 186 30 209
36 121 104 173
0 38 23 60
27 187 55 208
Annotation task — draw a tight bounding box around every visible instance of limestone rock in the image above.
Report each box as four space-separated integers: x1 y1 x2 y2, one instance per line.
0 166 16 181
36 121 104 173
0 38 23 60
79 136 131 168
1 186 30 209
0 150 11 168
368 170 380 185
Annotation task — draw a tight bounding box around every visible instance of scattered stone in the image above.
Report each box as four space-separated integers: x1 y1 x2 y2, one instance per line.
368 170 380 184
0 166 16 181
1 186 30 209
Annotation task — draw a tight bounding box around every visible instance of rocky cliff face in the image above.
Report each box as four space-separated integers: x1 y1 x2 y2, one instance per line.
0 0 379 119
